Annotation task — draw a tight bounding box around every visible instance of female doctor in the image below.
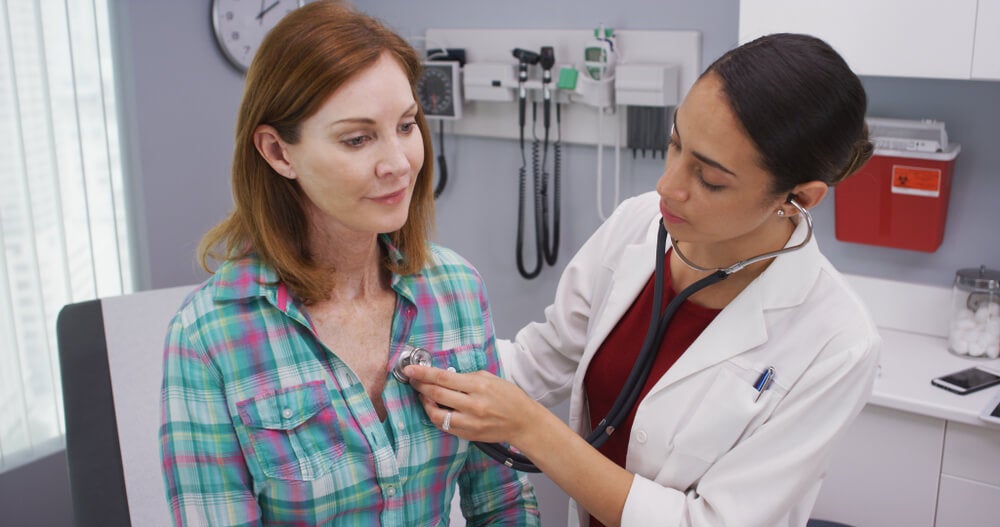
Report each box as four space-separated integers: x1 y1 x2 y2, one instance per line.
405 33 881 527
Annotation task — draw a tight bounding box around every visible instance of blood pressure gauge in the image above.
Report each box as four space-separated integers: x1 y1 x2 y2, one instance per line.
416 61 462 119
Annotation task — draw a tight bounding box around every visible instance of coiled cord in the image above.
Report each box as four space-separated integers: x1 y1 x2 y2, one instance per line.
515 96 562 278
515 103 542 279
433 121 447 199
543 103 562 265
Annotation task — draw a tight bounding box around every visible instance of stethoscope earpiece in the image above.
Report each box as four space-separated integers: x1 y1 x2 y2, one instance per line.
392 345 432 384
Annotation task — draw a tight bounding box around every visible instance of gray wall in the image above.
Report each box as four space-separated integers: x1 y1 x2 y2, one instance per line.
0 450 73 526
118 0 1000 332
6 0 1000 524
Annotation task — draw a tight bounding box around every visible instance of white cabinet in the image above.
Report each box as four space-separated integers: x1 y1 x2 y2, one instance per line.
810 405 943 527
935 476 1000 526
973 0 1000 80
812 405 1000 526
941 420 1000 486
738 0 984 80
936 421 1000 526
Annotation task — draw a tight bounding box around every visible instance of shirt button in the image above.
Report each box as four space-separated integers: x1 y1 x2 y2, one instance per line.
281 408 293 419
635 430 648 444
397 421 405 430
386 485 396 497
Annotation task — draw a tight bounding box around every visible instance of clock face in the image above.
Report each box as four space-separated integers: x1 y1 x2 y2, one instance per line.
212 0 304 72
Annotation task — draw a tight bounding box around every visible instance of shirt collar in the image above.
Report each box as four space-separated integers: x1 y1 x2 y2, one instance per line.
213 234 412 304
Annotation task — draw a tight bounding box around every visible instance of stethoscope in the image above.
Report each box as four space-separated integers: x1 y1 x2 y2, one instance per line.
394 200 813 472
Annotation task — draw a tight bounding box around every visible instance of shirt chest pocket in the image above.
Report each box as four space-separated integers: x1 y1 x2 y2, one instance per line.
656 367 773 488
440 342 484 373
413 343 484 429
236 380 346 481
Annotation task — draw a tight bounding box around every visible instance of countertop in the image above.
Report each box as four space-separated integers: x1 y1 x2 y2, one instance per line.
871 327 1000 428
843 274 1000 429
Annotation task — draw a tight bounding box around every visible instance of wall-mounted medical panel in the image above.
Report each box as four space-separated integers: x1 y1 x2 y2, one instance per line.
424 28 700 146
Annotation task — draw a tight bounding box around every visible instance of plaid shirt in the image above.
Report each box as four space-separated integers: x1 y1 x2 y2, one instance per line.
160 240 539 526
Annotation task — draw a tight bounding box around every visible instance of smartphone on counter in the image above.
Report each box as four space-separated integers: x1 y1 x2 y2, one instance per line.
981 389 1000 426
931 366 1000 395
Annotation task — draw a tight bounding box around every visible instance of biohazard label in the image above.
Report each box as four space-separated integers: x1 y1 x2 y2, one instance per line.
890 165 942 197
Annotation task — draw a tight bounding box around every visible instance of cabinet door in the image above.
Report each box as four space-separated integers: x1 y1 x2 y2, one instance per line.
973 0 1000 79
738 0 978 80
810 405 943 527
935 475 1000 526
942 420 1000 486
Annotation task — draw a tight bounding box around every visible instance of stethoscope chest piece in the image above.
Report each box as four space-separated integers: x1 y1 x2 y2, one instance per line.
392 345 432 384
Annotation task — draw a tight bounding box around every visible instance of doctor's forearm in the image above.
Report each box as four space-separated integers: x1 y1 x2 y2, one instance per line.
511 404 634 527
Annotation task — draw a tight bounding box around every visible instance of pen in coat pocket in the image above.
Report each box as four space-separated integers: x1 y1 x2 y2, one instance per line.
753 367 775 403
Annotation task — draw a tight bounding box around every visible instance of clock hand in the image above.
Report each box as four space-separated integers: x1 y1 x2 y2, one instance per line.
256 1 281 22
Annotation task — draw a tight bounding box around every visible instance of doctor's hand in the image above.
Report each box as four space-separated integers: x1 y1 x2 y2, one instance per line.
404 364 546 447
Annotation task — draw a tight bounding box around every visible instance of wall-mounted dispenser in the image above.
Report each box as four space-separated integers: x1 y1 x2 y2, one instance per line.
615 64 679 107
834 117 961 252
463 63 516 102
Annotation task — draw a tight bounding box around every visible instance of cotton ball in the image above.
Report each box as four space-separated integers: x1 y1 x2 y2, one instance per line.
957 309 976 322
968 340 987 357
987 302 1000 317
950 334 970 355
975 305 992 323
954 317 977 331
987 331 1000 357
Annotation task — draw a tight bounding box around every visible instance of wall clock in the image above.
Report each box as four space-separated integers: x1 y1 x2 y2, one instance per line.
212 0 304 72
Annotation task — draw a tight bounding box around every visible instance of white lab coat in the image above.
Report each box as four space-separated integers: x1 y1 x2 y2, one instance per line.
498 191 881 527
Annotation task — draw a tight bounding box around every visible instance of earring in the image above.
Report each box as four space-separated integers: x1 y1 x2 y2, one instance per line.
777 209 785 217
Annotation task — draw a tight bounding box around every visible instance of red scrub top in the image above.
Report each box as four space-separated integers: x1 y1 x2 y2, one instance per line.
584 251 720 527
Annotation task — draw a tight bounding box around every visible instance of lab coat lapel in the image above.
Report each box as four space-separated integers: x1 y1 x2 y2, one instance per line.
581 217 661 373
655 285 769 389
649 219 819 393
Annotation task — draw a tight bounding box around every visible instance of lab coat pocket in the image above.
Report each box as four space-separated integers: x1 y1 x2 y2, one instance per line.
660 367 764 487
237 380 346 481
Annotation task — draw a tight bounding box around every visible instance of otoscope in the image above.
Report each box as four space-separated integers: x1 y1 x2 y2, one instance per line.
512 47 544 279
512 48 540 133
538 46 560 265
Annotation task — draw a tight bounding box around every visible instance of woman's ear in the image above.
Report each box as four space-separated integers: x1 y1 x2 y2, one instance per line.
784 181 829 215
253 124 296 180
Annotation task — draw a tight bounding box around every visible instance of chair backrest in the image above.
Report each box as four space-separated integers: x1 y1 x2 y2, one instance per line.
58 283 469 527
58 285 194 527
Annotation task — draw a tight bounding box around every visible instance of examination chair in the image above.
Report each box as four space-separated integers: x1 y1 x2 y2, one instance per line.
56 285 467 526
57 284 192 527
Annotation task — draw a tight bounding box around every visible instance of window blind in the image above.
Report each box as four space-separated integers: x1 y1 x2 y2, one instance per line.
0 0 132 472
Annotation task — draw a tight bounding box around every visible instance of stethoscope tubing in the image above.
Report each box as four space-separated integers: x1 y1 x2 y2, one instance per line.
465 207 814 472
474 223 728 472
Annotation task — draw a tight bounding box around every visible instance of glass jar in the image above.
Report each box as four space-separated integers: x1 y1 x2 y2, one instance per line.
948 266 1000 359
